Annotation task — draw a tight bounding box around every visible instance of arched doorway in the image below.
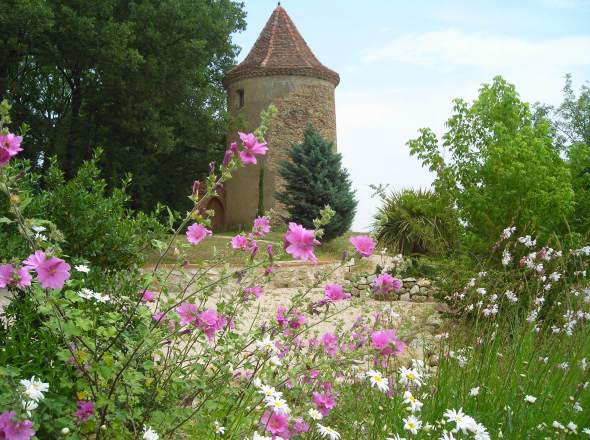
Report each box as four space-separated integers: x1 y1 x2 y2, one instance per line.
207 197 225 231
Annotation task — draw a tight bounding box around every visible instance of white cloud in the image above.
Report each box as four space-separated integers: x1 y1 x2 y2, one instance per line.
364 30 590 72
339 30 590 230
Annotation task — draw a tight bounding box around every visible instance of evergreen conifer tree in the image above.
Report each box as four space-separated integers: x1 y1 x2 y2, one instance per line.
277 124 357 240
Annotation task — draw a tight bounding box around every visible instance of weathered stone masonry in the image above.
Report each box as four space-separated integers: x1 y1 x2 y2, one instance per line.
219 5 339 230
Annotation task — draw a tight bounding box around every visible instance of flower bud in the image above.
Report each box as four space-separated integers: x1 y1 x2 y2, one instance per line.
192 180 201 195
61 427 70 435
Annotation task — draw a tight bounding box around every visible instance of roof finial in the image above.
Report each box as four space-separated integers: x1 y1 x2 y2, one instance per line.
278 1 281 6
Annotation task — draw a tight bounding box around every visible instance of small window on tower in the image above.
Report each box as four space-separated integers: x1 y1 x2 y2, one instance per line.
237 89 245 108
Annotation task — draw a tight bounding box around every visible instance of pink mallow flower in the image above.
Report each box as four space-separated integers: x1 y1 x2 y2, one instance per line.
186 223 212 245
0 411 35 440
24 251 70 289
176 302 199 326
284 222 320 263
0 264 31 288
372 273 402 295
261 410 289 438
0 147 11 167
349 235 376 257
75 400 94 423
141 290 155 303
292 417 310 434
312 391 337 416
321 332 338 357
0 133 23 156
0 133 23 167
196 309 226 341
238 132 268 165
324 283 350 302
371 329 405 357
231 234 249 250
252 216 271 237
244 285 263 300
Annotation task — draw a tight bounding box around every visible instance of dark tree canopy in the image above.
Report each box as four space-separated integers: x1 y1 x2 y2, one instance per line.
277 124 357 241
0 0 246 212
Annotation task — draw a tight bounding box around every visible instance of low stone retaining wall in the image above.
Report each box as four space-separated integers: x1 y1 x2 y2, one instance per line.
344 275 439 302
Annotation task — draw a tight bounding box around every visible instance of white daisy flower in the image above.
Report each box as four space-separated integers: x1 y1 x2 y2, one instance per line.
308 408 323 420
443 408 477 434
523 395 537 403
403 391 423 413
252 433 273 440
317 423 340 439
366 370 389 393
20 376 49 402
74 264 90 273
258 385 282 400
265 395 290 415
214 421 225 435
399 366 422 387
469 386 480 396
21 399 38 416
143 426 159 440
403 415 422 435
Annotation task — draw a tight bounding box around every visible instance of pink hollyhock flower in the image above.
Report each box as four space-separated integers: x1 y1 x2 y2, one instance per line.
371 329 405 357
244 285 263 300
312 391 337 416
349 235 376 257
222 149 234 166
284 222 320 263
321 332 338 357
289 309 306 329
372 273 402 295
186 223 212 245
176 303 199 326
238 132 268 165
260 410 289 437
0 147 10 167
0 264 13 288
324 283 350 302
0 411 35 440
197 309 226 341
276 305 288 328
0 133 23 156
152 311 166 323
15 268 31 287
22 250 46 270
292 417 310 434
252 216 271 237
231 234 248 250
75 400 94 422
141 290 155 303
0 265 32 288
33 254 71 289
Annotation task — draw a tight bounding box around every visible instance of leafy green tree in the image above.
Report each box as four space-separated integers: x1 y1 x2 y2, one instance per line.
277 124 357 241
408 76 574 250
0 0 246 212
373 188 461 257
551 75 590 236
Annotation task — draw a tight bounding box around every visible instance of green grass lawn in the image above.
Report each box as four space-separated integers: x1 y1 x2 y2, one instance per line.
146 230 359 265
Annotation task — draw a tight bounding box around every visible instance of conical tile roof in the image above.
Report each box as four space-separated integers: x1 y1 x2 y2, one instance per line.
224 5 339 86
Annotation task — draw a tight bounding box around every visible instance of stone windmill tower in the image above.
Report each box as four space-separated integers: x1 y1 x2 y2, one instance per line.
219 4 340 230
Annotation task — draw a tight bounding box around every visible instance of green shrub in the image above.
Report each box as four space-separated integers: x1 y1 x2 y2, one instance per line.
0 152 165 269
373 188 461 257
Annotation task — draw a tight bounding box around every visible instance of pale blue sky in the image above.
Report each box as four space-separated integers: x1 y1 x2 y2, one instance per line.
232 0 590 230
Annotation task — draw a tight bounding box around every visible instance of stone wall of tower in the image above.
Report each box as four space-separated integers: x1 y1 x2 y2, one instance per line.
223 74 337 230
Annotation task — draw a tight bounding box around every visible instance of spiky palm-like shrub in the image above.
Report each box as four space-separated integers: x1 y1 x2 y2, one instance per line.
373 189 461 257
